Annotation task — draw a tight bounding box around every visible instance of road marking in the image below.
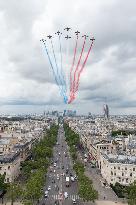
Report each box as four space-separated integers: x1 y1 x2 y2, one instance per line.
45 194 80 200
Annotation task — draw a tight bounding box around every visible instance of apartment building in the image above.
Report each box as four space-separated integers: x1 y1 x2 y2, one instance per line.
0 152 21 183
99 153 136 185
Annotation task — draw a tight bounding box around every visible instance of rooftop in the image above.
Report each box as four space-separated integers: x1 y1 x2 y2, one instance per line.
103 153 136 165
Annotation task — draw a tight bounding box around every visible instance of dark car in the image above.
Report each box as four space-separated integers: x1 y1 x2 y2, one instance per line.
55 200 59 205
52 178 55 183
62 165 64 169
70 173 73 176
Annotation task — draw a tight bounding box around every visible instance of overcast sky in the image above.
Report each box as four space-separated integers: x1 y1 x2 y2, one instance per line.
0 0 136 115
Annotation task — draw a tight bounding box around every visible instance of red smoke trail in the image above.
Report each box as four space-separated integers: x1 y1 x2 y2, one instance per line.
75 40 94 93
69 36 78 93
68 36 86 103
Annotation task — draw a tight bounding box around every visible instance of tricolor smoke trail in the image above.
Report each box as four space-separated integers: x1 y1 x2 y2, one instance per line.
75 39 94 94
41 39 67 103
69 35 78 103
50 38 68 103
58 34 67 99
69 36 87 103
40 28 95 104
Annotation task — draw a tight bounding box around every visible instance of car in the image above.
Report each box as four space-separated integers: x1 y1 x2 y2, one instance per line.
52 178 55 183
45 193 48 198
71 176 75 182
62 166 64 169
72 199 77 204
70 173 73 176
48 186 51 191
54 200 59 205
54 163 56 167
57 174 60 180
54 170 56 173
44 190 48 198
64 192 68 198
55 185 59 191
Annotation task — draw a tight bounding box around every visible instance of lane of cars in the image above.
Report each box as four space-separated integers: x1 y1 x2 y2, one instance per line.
43 126 78 204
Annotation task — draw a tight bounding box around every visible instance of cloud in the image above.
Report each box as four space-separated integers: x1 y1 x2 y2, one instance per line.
0 0 136 114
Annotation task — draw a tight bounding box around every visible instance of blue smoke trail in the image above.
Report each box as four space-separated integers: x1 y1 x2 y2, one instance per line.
42 41 66 102
50 39 68 104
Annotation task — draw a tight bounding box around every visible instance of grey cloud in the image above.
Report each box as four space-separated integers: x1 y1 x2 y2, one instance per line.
0 0 136 114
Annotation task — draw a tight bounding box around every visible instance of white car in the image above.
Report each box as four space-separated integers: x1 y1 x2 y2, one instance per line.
72 199 77 204
45 190 48 198
48 186 51 191
54 163 56 167
57 174 60 180
71 176 75 182
64 192 68 198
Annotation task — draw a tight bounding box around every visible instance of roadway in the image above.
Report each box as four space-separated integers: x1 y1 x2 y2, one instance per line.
39 124 79 205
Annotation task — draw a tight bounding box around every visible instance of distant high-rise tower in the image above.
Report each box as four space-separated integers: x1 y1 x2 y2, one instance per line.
103 104 109 119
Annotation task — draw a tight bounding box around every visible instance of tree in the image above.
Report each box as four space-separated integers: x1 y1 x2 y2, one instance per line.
23 169 44 204
0 174 7 191
128 181 136 205
0 174 7 204
7 183 22 205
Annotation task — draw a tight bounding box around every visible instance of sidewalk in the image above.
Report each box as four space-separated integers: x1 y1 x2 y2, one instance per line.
96 201 128 205
77 151 128 205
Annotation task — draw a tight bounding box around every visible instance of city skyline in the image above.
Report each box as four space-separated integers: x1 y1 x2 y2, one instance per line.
0 0 136 115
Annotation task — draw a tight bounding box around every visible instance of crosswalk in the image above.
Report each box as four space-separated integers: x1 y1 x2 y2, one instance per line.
45 194 80 200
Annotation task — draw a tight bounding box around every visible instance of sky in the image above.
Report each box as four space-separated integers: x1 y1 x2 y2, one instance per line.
0 0 136 115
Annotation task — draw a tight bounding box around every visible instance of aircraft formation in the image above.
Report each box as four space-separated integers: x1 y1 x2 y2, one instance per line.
40 27 95 104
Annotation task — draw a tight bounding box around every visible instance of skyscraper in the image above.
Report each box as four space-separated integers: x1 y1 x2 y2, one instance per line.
103 104 109 119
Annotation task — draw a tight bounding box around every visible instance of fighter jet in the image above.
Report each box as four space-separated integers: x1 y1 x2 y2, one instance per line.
55 31 62 35
82 35 89 39
65 35 71 40
64 27 71 31
90 37 95 41
47 35 52 39
75 31 80 35
40 39 46 42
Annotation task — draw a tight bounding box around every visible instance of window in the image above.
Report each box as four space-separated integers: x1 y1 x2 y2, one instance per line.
0 167 2 170
130 173 132 177
118 167 120 170
114 166 116 169
133 168 135 171
122 172 124 176
8 166 10 170
125 167 127 170
7 178 9 183
111 171 113 175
